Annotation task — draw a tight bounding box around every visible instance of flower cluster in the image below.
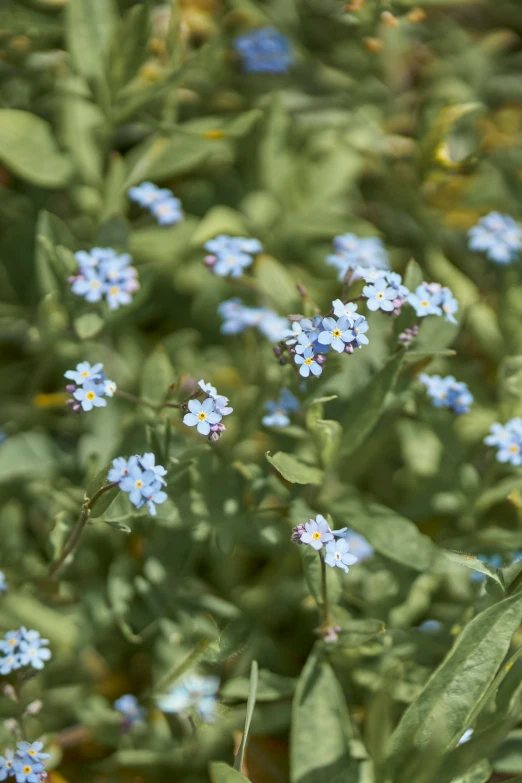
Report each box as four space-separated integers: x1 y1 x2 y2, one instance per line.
326 234 390 281
284 304 370 379
64 361 116 413
204 235 262 278
157 675 219 723
407 282 458 324
183 380 233 441
0 742 49 782
0 629 51 676
362 270 409 314
419 374 473 414
292 515 359 574
114 694 145 728
0 571 6 594
218 298 289 341
128 182 183 226
233 27 293 74
485 418 522 466
70 248 139 310
468 212 522 264
108 454 168 516
262 389 299 428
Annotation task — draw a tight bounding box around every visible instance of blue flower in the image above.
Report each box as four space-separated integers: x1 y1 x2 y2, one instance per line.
317 316 353 352
205 235 261 277
262 389 299 428
0 630 21 654
108 456 137 484
16 743 49 764
217 298 288 341
294 347 323 378
356 266 387 284
347 315 369 347
234 27 292 74
103 379 117 397
0 749 15 780
141 483 168 516
468 212 522 264
324 538 358 573
157 675 220 723
363 278 396 312
12 758 44 783
64 361 104 385
0 572 7 594
114 694 145 723
71 268 105 303
384 271 409 298
419 374 473 414
0 654 21 675
333 528 373 560
407 284 443 317
485 418 522 466
71 249 139 309
140 453 168 486
299 515 334 550
257 310 290 342
150 196 183 226
105 283 132 310
120 464 157 508
128 182 166 207
18 640 51 671
183 398 222 436
331 300 358 322
326 235 389 281
73 381 107 412
417 620 443 633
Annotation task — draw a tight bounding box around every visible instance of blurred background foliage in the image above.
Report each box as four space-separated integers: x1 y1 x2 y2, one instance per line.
3 0 522 782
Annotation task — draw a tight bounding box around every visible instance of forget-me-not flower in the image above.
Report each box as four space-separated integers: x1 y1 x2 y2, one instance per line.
324 539 358 573
262 389 299 428
158 674 220 723
332 300 358 322
407 283 443 317
363 278 396 312
485 418 522 466
64 361 103 385
294 347 323 378
183 398 222 436
73 381 107 412
16 743 49 764
333 528 373 561
468 212 522 264
0 749 15 780
12 758 44 783
299 516 334 550
114 694 145 724
111 454 168 514
71 248 139 309
347 316 369 348
234 27 292 74
419 374 473 414
318 317 353 353
150 196 183 226
18 640 51 671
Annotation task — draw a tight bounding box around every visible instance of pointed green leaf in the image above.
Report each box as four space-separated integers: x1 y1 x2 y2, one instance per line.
442 550 505 592
210 763 250 783
66 0 118 82
140 348 175 406
266 451 323 485
233 660 258 771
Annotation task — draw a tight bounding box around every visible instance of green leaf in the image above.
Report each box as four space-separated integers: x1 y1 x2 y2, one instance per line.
442 550 506 593
255 256 298 311
341 352 404 456
291 646 359 783
0 110 73 188
191 206 248 246
338 618 386 648
331 498 437 571
403 258 423 291
233 660 258 771
109 4 150 94
210 763 250 783
306 400 343 469
104 519 131 534
451 761 492 783
74 313 105 340
0 433 57 483
140 348 175 406
266 451 323 485
86 465 120 519
387 590 522 778
66 0 118 83
221 670 296 702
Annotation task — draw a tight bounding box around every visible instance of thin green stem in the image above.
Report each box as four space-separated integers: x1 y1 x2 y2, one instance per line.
114 389 161 411
15 673 27 740
47 482 118 580
319 550 331 627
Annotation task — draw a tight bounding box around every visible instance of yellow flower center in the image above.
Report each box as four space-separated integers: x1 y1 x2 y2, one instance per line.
109 286 119 295
91 280 101 288
8 639 16 647
376 293 384 300
135 480 143 489
86 391 96 401
443 304 450 312
312 531 322 540
198 412 207 421
304 358 313 365
81 371 89 377
23 767 32 775
510 444 519 453
420 300 429 307
355 328 360 335
333 329 341 338
28 750 36 757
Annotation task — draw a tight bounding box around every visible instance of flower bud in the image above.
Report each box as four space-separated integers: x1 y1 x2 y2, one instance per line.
65 384 76 394
316 353 327 364
2 685 16 702
273 346 282 358
72 402 82 414
344 343 354 354
204 254 217 270
24 699 43 716
291 524 305 543
208 431 220 442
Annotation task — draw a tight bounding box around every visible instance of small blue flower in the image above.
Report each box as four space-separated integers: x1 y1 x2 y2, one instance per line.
64 361 104 385
363 278 396 312
18 640 51 671
108 456 137 484
324 538 358 573
468 212 522 264
317 316 353 353
120 464 157 508
347 315 369 347
333 528 373 560
331 300 358 322
16 743 49 764
326 235 390 281
294 347 323 378
440 288 459 325
234 27 292 74
73 381 107 412
357 266 387 284
104 283 132 310
71 249 139 309
0 654 21 676
71 268 105 303
419 374 473 414
141 483 168 516
407 284 442 317
205 235 261 278
128 182 165 207
262 389 299 428
485 418 522 465
299 515 334 550
384 271 409 298
157 675 220 723
12 758 44 783
0 571 7 594
417 620 443 633
150 196 183 226
0 749 15 781
257 310 290 342
114 694 145 723
0 630 21 654
139 453 168 486
183 398 222 436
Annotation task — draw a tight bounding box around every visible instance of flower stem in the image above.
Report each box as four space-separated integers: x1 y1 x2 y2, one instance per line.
15 673 27 740
319 550 331 627
114 389 161 411
47 482 118 580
